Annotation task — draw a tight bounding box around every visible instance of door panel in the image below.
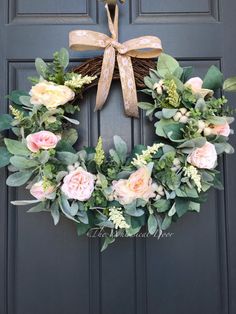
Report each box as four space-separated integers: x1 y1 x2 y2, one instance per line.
0 1 236 314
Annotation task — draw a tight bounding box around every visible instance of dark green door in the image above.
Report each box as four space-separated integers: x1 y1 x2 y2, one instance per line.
0 1 236 313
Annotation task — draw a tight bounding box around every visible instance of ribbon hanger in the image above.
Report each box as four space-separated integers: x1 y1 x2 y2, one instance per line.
69 4 162 118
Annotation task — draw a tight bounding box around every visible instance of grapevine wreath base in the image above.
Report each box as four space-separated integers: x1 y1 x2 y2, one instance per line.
0 48 235 250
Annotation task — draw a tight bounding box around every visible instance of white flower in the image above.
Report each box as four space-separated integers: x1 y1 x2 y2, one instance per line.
64 74 96 90
183 165 202 192
109 207 130 229
131 143 164 167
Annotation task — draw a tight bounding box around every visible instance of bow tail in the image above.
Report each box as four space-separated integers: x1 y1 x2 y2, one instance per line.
117 54 139 118
95 46 116 111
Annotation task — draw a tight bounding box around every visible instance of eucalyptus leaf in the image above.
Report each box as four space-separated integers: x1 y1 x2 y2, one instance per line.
62 128 78 145
138 102 154 110
0 146 11 168
202 65 223 90
6 90 29 105
113 135 127 164
157 53 180 78
223 77 236 92
162 108 178 119
0 114 13 132
19 96 32 107
77 210 88 224
59 195 79 223
77 223 90 237
175 198 190 217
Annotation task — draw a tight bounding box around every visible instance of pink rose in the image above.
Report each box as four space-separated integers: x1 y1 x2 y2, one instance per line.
211 122 230 137
187 141 217 169
30 181 55 201
112 167 156 205
185 77 213 98
26 131 60 153
61 167 95 201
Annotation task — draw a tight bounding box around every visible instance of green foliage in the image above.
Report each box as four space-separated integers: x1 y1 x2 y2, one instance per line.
0 114 13 132
157 53 181 78
4 139 30 156
94 137 105 167
202 65 223 90
6 170 33 187
1 49 235 251
0 147 11 168
223 77 236 92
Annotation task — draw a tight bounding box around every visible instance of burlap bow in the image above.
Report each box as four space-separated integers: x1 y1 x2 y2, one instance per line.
69 4 162 118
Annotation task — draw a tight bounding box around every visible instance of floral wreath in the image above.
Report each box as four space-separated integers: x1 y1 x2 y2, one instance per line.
0 48 236 250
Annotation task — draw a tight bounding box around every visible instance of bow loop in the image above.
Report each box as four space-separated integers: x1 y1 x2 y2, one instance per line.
69 4 163 117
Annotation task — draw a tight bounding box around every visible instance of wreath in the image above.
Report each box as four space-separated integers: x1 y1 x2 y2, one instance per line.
1 5 236 250
0 47 235 250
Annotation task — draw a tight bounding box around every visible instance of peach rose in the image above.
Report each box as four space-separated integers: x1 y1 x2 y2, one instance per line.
26 131 60 153
185 77 213 98
30 181 55 201
112 167 156 205
211 122 230 137
187 141 217 169
61 167 95 201
30 80 75 110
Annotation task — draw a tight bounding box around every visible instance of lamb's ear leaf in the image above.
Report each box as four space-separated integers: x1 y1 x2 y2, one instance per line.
35 58 48 77
6 171 33 187
59 48 69 68
4 138 30 156
113 135 127 164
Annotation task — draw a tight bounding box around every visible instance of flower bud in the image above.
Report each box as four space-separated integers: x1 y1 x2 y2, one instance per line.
173 112 182 121
179 116 188 124
179 107 187 115
204 127 212 137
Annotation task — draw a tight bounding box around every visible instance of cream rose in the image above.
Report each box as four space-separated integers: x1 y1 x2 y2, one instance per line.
211 122 230 137
185 77 213 98
26 131 60 153
30 181 55 201
30 80 75 110
112 167 156 205
61 167 95 201
187 142 217 169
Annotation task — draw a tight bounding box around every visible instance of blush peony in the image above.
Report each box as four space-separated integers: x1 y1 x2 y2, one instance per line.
30 181 55 201
112 167 156 205
187 141 217 169
185 77 213 98
211 122 231 137
61 167 95 201
29 80 75 110
26 130 60 153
